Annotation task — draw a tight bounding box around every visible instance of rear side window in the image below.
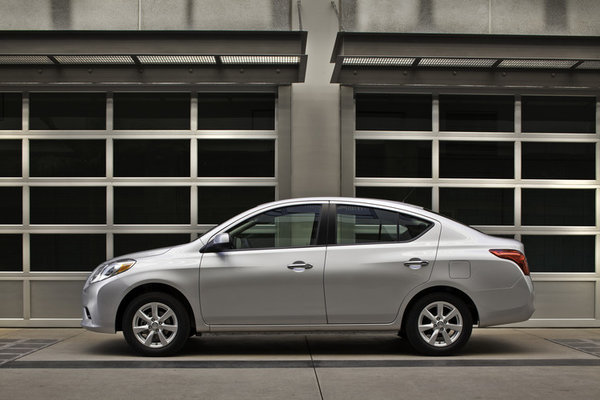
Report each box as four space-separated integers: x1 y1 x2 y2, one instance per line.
335 205 432 245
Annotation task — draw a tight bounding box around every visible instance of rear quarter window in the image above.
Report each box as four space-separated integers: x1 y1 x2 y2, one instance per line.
336 205 433 245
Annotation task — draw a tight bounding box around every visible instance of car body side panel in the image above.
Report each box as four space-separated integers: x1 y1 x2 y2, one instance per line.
399 245 535 328
199 247 327 325
82 241 208 333
323 223 441 324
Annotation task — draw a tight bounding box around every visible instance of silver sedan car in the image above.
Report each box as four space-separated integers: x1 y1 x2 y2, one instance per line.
82 197 534 356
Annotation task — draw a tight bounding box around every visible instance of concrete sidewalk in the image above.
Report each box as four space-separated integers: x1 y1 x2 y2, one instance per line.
1 328 599 399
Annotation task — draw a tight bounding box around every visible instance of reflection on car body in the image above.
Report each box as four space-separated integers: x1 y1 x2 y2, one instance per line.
82 197 534 356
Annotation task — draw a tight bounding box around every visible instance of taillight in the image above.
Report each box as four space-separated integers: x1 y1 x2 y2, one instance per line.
490 249 530 276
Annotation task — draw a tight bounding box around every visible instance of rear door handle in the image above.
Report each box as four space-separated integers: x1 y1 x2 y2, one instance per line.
404 258 429 269
287 261 313 271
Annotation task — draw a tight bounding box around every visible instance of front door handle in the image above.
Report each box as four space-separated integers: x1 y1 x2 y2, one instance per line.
404 258 429 269
287 261 313 272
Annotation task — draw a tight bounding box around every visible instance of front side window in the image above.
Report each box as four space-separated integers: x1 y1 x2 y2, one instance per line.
227 205 322 250
336 205 432 245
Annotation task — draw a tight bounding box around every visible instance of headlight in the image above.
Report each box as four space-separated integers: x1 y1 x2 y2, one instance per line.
88 259 136 284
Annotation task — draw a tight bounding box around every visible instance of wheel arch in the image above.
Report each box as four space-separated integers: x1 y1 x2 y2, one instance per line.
400 286 479 335
115 283 197 335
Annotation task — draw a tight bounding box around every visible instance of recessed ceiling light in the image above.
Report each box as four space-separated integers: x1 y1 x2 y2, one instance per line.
498 59 577 69
220 56 300 64
54 55 135 64
137 55 217 64
576 61 600 70
0 56 53 64
419 58 497 67
343 57 415 66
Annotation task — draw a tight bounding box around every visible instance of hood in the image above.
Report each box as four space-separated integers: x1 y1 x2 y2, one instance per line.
112 246 173 261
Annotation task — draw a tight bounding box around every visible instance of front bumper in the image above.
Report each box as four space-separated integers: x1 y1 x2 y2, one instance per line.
81 277 127 334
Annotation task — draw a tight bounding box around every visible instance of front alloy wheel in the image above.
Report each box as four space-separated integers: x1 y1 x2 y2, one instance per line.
132 302 178 348
405 293 472 356
123 292 190 356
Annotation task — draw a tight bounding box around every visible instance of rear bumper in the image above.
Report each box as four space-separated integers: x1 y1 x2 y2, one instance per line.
476 276 535 327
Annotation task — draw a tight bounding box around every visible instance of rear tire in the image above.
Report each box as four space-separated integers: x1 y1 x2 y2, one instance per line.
405 292 472 356
122 292 190 356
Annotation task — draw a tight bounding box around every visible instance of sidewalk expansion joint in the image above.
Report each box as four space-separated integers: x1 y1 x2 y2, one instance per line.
0 339 59 366
547 338 600 358
2 358 600 369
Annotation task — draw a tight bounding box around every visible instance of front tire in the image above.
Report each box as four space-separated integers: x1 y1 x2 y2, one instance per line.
122 292 190 356
405 292 472 356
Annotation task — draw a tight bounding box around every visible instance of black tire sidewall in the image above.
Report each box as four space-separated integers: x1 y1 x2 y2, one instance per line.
405 292 473 356
122 292 190 356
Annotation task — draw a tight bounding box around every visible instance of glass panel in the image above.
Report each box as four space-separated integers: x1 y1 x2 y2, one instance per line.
0 140 21 177
198 139 275 177
522 142 595 180
114 234 190 257
114 93 190 130
0 187 22 224
30 234 106 271
336 205 432 245
0 93 22 130
440 141 514 179
440 95 514 132
439 188 514 225
114 187 190 224
30 187 106 224
114 139 190 177
356 140 432 178
228 205 322 250
30 140 105 177
0 235 22 271
355 187 432 209
522 96 596 133
522 189 595 226
29 93 106 130
523 235 595 273
197 93 275 130
355 94 432 131
198 186 275 224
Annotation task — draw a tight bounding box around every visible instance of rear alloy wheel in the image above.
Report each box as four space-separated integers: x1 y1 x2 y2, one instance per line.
405 293 472 356
122 292 190 356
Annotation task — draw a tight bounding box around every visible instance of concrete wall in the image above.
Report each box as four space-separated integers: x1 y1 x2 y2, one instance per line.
290 0 341 197
341 0 600 35
0 0 291 30
2 0 598 35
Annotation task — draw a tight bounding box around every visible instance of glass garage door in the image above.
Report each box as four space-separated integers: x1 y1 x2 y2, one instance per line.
0 91 279 325
351 92 599 326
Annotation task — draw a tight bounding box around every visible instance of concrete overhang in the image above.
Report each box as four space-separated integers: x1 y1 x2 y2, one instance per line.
330 32 600 90
0 30 308 86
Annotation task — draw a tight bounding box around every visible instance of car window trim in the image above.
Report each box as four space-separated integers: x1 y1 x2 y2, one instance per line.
206 202 329 252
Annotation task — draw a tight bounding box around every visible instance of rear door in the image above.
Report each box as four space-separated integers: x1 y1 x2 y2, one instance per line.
324 202 441 324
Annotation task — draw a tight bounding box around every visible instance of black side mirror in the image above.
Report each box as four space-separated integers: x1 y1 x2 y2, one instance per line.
202 233 231 253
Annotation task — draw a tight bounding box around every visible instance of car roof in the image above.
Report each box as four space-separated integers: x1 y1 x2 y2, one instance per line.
257 196 425 212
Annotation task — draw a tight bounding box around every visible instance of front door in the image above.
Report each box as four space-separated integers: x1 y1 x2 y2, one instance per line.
200 203 327 325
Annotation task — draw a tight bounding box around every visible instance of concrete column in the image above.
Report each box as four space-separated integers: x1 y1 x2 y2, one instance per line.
290 0 340 197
